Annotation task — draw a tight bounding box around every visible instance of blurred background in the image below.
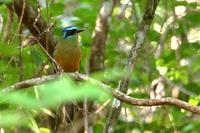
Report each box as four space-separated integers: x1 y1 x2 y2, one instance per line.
0 0 200 132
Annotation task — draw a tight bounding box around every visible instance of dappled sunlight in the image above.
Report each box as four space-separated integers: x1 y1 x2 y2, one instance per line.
157 66 168 75
117 38 132 53
125 7 132 19
187 27 200 43
153 23 162 33
175 6 186 18
180 58 190 66
170 36 181 50
119 107 135 122
186 0 200 4
120 0 129 4
171 87 179 98
1 0 200 132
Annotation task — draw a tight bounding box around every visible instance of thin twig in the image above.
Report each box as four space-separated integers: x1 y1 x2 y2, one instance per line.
33 0 42 34
16 0 25 33
36 40 63 72
9 0 25 43
95 99 111 114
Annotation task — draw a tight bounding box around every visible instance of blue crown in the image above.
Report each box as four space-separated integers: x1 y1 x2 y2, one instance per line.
63 26 79 32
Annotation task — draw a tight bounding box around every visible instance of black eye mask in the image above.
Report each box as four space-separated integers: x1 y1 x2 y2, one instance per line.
65 30 76 37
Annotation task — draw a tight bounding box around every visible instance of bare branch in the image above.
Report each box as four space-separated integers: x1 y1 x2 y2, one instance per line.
4 74 60 92
3 73 200 116
113 90 200 115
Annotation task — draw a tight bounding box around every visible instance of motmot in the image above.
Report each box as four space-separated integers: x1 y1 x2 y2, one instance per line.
54 26 84 72
53 26 84 124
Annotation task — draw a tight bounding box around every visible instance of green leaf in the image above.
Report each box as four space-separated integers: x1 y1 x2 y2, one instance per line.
0 112 27 127
0 44 19 57
48 3 64 16
0 91 41 109
0 0 12 5
188 97 199 106
37 75 110 107
39 128 51 133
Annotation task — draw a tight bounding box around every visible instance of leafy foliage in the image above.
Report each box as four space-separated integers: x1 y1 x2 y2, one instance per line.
0 0 200 132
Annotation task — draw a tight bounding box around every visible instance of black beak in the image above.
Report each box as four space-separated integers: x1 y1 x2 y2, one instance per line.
76 29 84 33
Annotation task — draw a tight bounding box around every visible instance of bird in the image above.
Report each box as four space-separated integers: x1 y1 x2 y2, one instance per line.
54 26 84 72
53 26 84 126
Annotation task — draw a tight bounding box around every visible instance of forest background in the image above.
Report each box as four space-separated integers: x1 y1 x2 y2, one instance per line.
0 0 200 133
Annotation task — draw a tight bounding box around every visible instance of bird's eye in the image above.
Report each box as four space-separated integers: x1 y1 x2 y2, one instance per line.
71 29 76 34
63 28 77 38
68 30 74 35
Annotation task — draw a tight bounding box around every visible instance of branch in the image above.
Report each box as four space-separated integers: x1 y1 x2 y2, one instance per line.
3 74 60 92
13 0 57 55
113 90 200 115
89 0 116 72
3 73 200 115
104 0 160 132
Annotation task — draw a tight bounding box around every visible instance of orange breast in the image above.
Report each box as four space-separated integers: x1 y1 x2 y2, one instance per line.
54 43 81 72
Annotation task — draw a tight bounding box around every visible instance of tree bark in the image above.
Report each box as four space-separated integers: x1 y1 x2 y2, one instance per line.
89 0 116 72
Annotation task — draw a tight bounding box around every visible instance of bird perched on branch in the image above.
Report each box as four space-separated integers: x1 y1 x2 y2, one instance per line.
54 26 84 72
53 26 84 126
